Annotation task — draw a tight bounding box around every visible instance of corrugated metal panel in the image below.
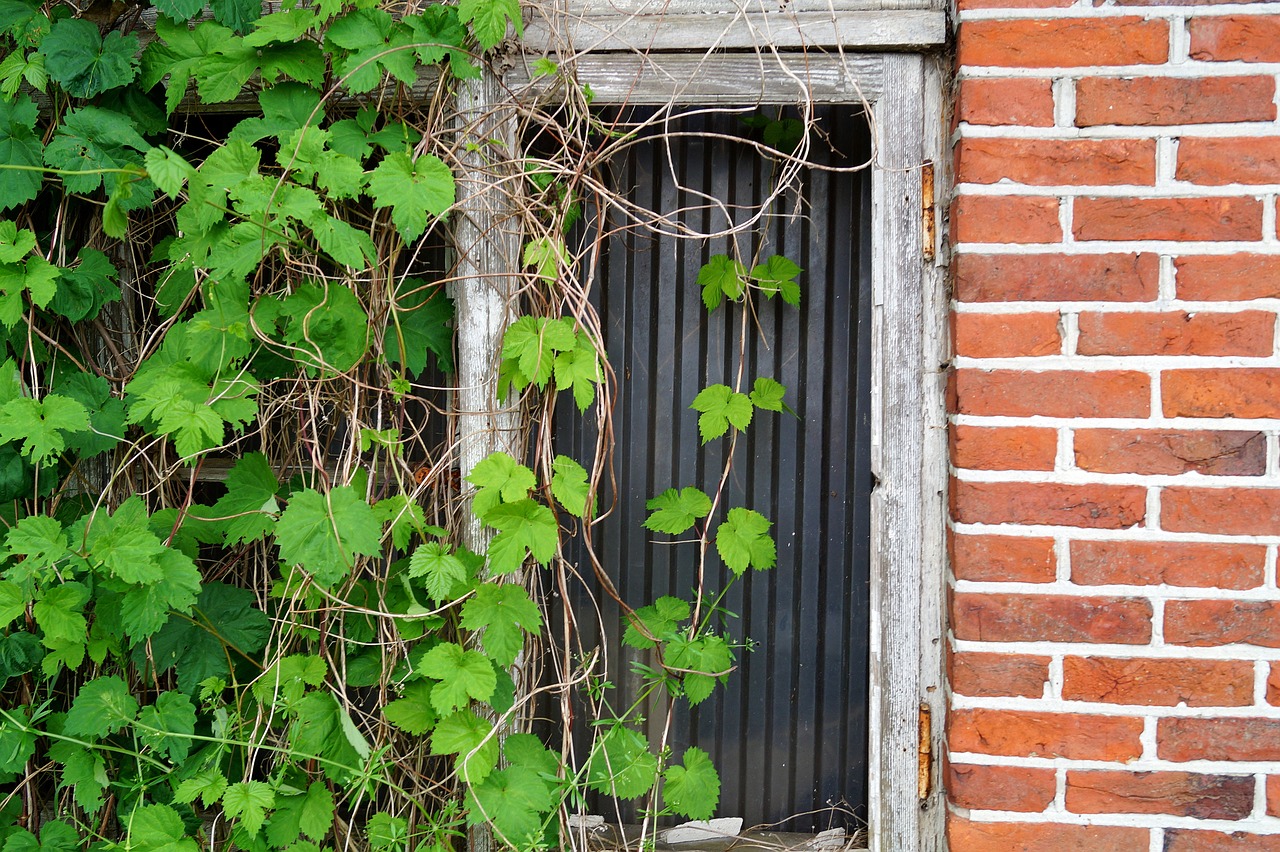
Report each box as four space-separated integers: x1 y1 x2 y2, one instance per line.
559 107 872 831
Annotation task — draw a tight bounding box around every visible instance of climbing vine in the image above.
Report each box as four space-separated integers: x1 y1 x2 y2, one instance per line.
0 0 833 849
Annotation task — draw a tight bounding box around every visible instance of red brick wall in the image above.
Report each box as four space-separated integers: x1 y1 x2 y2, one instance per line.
948 1 1280 847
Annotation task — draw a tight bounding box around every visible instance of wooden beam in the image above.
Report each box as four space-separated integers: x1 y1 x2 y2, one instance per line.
524 9 947 52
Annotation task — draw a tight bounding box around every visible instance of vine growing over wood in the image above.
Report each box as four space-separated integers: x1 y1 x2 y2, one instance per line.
0 0 850 848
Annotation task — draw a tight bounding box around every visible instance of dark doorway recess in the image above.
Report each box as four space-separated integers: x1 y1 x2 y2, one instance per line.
557 105 873 832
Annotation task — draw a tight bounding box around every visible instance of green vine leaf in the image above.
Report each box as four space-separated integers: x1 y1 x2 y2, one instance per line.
623 596 689 650
431 710 498 784
586 725 656 799
2 822 77 852
464 765 553 846
0 49 47 99
48 741 107 814
460 583 542 667
47 248 121 324
0 705 37 775
666 633 733 704
465 451 535 519
153 0 206 23
549 454 593 518
552 333 601 412
139 581 270 694
690 384 752 443
751 255 802 305
136 691 197 763
367 151 455 243
2 515 69 589
145 146 196 200
267 781 335 847
382 680 436 735
39 19 138 98
405 5 473 74
0 394 88 464
697 255 746 311
458 0 523 51
419 641 497 715
210 0 263 34
498 316 575 398
31 581 87 674
127 805 199 852
748 377 789 413
643 487 712 535
325 9 416 93
174 768 229 808
211 452 280 545
290 691 368 783
64 675 138 739
253 653 326 707
0 581 23 627
662 747 720 821
0 222 34 263
276 486 381 587
387 280 454 375
483 498 558 575
407 542 466 604
366 814 408 852
0 96 42 211
44 107 151 201
223 781 275 837
715 507 776 575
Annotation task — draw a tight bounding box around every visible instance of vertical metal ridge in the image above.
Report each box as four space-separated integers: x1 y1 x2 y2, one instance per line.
562 106 872 831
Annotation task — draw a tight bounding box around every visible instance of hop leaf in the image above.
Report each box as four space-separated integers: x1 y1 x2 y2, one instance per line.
690 384 752 443
460 583 543 667
382 681 436 735
40 19 138 98
464 765 553 846
0 395 89 464
223 781 275 837
64 676 138 739
465 451 535 519
367 151 455 242
586 725 656 799
418 642 497 714
748 377 788 412
483 499 558 575
408 542 467 603
458 0 523 51
431 710 499 783
662 747 720 820
715 507 776 575
211 452 280 545
0 96 42 210
643 487 711 535
0 222 35 263
666 633 733 704
145 146 196 199
697 255 746 311
549 455 593 518
136 691 197 763
127 805 199 852
751 254 802 305
623 596 689 650
276 486 381 587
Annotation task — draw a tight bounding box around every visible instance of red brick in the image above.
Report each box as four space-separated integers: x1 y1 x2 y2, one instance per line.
954 481 1147 530
1178 137 1280 185
1073 197 1262 242
1164 487 1280 536
1160 716 1280 761
953 534 1056 583
954 253 1159 302
1269 775 1280 815
957 138 1157 186
954 312 1062 358
952 593 1152 643
1073 429 1267 476
1070 540 1265 589
1165 370 1280 418
956 79 1055 127
1269 662 1280 706
958 18 1168 68
952 425 1058 471
950 709 1144 759
1166 832 1280 852
948 764 1056 812
1066 770 1253 819
1062 656 1255 706
955 370 1150 417
1176 254 1280 301
952 196 1062 243
1077 76 1277 126
951 651 1051 697
1077 311 1274 357
947 816 1148 852
1191 15 1280 62
1166 599 1280 648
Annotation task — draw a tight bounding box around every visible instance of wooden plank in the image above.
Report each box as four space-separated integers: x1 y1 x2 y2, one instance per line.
524 9 946 51
566 0 937 13
867 52 929 852
510 53 884 104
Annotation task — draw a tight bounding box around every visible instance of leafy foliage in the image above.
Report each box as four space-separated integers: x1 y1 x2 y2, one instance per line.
0 1 808 843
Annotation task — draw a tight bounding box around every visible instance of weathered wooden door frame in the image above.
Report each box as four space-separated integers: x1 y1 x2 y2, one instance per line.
499 49 950 852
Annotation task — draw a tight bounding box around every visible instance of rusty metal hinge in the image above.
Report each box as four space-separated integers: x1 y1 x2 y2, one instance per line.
917 702 933 800
921 162 936 263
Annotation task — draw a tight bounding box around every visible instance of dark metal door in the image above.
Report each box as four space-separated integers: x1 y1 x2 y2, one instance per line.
559 106 873 831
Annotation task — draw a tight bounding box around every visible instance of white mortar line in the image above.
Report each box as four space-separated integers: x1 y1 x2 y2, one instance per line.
952 639 1280 660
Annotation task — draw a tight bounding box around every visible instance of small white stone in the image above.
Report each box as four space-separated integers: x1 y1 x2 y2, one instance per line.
803 827 848 850
660 817 744 844
566 814 605 830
